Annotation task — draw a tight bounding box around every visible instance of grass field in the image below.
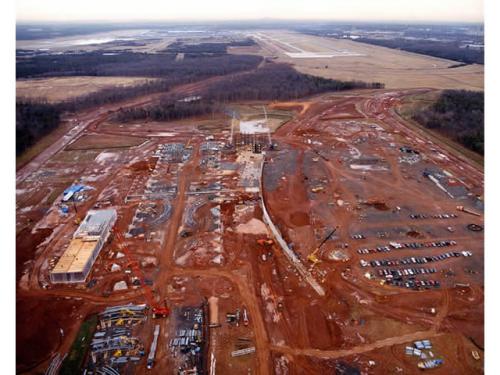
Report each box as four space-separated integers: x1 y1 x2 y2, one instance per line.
16 121 74 170
16 76 157 103
66 133 147 150
249 31 484 91
59 315 98 375
52 150 100 163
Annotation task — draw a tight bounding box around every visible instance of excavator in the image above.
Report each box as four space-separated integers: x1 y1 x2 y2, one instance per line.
112 229 170 319
307 226 339 271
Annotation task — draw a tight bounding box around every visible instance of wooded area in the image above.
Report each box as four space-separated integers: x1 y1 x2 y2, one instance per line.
113 63 383 122
16 51 262 78
16 100 62 156
413 90 484 154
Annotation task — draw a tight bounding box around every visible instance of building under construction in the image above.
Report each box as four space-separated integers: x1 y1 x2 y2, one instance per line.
50 209 117 283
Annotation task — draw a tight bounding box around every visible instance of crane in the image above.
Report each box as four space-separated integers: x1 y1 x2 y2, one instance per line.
112 229 170 319
307 226 339 271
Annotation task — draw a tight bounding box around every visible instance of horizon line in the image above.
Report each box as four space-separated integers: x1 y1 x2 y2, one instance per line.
16 17 484 25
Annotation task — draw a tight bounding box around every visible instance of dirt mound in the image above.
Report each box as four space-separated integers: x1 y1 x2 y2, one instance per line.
235 218 268 235
129 160 152 171
363 200 390 211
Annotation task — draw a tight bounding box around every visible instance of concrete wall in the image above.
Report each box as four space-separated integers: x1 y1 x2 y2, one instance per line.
259 158 325 296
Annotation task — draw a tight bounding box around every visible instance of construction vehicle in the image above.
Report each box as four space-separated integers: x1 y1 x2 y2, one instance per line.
311 186 324 193
146 325 160 369
307 227 339 271
257 239 274 246
112 229 170 319
456 205 481 217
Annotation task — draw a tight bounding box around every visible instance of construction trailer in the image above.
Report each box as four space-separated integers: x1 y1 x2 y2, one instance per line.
50 209 117 283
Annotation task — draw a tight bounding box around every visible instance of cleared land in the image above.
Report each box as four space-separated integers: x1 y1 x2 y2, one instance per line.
249 31 484 90
66 133 147 150
16 76 157 103
16 87 483 374
15 31 483 375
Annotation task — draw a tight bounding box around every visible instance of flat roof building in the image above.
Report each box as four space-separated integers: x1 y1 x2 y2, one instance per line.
50 209 117 284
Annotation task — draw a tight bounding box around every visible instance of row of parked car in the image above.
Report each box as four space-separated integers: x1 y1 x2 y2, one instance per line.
377 267 437 278
409 213 458 220
351 234 366 240
357 240 457 255
359 250 473 268
386 278 441 289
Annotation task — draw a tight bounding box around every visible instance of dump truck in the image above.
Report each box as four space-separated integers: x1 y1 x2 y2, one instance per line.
147 325 160 370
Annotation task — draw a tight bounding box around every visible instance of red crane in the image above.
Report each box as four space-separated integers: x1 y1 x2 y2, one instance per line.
112 228 170 318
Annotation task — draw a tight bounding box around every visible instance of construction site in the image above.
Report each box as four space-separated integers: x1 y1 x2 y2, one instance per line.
16 86 483 374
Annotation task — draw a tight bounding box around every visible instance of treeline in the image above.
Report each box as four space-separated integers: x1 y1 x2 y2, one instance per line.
355 38 483 65
16 51 262 79
16 100 62 156
58 79 171 113
113 100 219 123
114 63 384 122
413 90 484 154
16 79 174 155
201 63 383 101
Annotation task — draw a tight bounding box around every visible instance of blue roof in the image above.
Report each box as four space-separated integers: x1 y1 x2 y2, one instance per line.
63 184 85 195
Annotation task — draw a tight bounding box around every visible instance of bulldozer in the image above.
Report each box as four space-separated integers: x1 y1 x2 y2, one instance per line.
307 226 339 271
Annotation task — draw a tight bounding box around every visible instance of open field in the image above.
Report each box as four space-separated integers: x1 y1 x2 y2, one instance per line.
66 133 148 150
16 81 483 374
16 76 157 102
249 31 484 90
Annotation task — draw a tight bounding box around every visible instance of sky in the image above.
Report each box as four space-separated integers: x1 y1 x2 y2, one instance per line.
17 0 483 23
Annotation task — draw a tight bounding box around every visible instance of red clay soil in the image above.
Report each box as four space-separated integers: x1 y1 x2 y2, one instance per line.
16 228 52 282
16 295 85 373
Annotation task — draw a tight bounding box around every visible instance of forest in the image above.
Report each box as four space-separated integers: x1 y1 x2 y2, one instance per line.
413 90 484 154
16 100 62 156
16 51 262 78
113 63 383 122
